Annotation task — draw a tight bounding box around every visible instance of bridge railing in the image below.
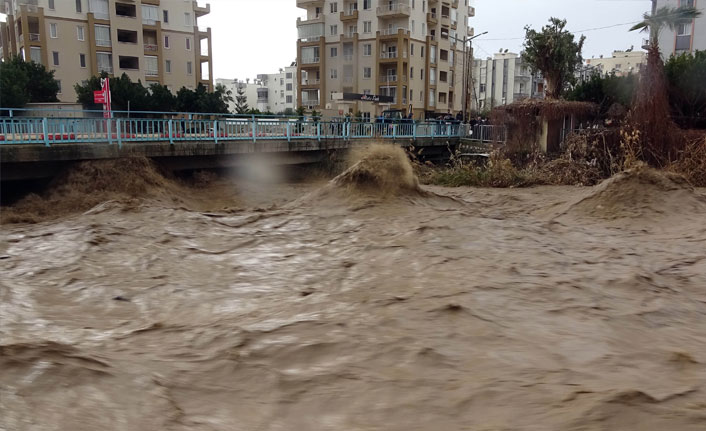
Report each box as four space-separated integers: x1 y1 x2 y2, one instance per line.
0 114 468 146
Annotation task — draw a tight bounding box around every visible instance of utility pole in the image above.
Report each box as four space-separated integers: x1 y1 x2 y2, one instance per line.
451 31 488 123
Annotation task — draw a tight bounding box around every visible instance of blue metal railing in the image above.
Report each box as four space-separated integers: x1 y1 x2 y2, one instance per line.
0 112 467 147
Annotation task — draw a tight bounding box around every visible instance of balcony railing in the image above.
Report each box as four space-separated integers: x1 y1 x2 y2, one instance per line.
380 75 397 83
144 43 158 52
96 39 112 47
98 65 114 74
343 54 353 61
376 3 411 17
302 57 320 64
146 69 159 77
29 33 40 42
380 51 398 59
301 78 320 85
379 27 407 36
302 99 320 106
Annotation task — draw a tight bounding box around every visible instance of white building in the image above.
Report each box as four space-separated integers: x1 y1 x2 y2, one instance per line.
216 64 297 114
584 50 647 77
471 52 543 111
651 0 705 57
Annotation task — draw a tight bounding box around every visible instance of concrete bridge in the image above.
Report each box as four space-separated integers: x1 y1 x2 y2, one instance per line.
1 114 495 181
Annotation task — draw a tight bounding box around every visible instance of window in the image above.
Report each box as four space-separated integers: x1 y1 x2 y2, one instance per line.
363 44 372 56
118 56 139 70
331 68 338 79
330 25 338 35
187 61 193 75
97 52 113 73
364 21 372 33
184 12 193 26
186 38 191 50
363 67 371 78
77 26 85 41
677 22 692 36
286 83 293 91
330 2 337 13
363 0 371 10
423 0 426 12
76 0 82 13
420 90 424 103
421 69 424 80
165 59 171 73
52 51 60 66
164 35 170 48
163 10 169 23
440 71 447 82
57 80 62 94
30 47 42 64
89 0 109 20
145 56 158 76
411 43 414 56
49 0 55 10
79 53 86 68
286 95 293 103
115 2 137 17
50 23 58 38
421 46 425 58
331 47 338 57
142 5 159 25
411 20 415 33
286 72 293 79
412 0 415 8
410 67 414 79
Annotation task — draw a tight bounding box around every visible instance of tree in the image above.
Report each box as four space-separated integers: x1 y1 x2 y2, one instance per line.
566 73 638 115
75 72 151 112
522 18 585 99
0 55 59 110
148 83 177 113
664 51 706 128
234 84 249 114
628 5 701 163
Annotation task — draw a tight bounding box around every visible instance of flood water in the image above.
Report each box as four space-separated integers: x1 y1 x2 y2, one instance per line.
2 148 706 430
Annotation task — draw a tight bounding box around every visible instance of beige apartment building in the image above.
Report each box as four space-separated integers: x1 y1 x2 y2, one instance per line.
584 50 647 77
0 0 213 103
651 0 705 57
296 0 476 120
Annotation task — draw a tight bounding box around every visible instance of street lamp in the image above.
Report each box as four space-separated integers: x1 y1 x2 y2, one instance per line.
450 31 488 123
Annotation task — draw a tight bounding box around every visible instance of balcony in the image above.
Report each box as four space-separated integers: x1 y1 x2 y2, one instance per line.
343 54 353 62
427 12 437 25
297 16 324 26
468 6 475 17
146 68 159 77
301 57 320 65
380 51 407 60
28 33 40 42
301 78 320 86
296 0 324 8
193 1 210 17
377 3 411 18
378 27 407 38
144 43 158 52
641 38 651 49
467 27 474 36
340 10 358 22
302 99 320 107
379 75 407 84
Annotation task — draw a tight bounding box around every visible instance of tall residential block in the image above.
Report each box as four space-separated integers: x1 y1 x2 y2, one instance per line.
471 52 544 111
649 0 705 57
0 0 213 102
296 0 476 119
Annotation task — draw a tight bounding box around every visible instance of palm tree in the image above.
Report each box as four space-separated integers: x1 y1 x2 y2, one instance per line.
630 6 701 55
628 5 701 165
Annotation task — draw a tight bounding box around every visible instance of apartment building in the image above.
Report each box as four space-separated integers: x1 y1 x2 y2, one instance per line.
584 50 647 77
471 52 544 111
650 0 705 57
296 0 476 119
0 0 213 103
216 64 298 114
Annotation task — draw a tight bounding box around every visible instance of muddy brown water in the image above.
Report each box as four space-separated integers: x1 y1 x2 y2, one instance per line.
2 149 706 430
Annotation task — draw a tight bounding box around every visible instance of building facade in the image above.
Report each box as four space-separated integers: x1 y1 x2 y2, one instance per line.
216 64 298 114
0 0 213 102
295 0 476 119
650 0 705 57
470 52 544 111
584 50 647 77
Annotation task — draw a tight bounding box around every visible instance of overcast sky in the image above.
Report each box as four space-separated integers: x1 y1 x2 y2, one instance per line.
1 0 654 80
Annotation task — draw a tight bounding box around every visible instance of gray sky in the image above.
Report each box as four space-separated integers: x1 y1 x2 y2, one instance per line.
1 0 654 80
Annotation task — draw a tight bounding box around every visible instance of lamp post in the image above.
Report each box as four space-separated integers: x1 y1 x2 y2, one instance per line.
450 31 488 123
